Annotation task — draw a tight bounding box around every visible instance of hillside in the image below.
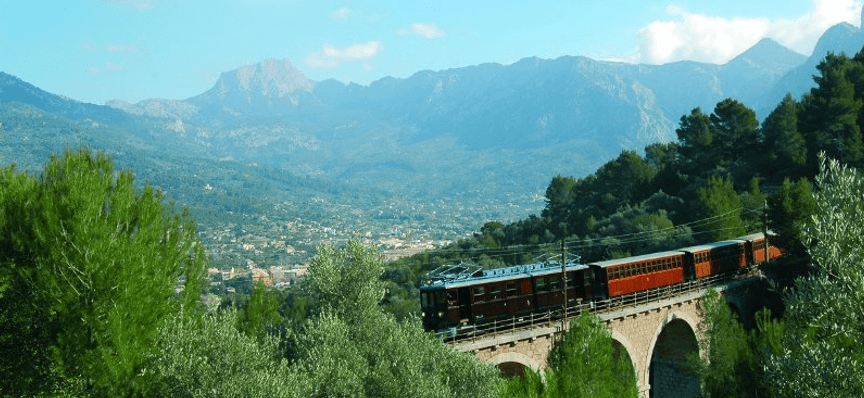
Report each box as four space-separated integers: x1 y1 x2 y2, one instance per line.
2 21 863 269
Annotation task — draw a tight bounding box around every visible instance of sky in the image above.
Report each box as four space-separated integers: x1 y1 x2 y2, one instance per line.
1 0 862 105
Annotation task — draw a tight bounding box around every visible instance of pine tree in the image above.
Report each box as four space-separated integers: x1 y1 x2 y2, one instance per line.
0 148 207 395
761 94 807 181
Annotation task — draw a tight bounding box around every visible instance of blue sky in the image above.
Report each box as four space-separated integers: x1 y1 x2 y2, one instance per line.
1 0 861 105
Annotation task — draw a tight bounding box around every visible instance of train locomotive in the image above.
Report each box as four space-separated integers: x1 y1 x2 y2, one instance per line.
420 232 782 333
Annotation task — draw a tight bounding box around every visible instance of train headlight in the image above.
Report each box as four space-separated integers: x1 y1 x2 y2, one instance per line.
438 311 444 318
421 312 426 318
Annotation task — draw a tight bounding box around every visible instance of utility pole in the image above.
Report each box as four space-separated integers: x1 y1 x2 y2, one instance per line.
561 238 567 329
763 199 769 263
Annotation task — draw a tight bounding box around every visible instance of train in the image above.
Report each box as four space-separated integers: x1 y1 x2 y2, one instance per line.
420 232 782 333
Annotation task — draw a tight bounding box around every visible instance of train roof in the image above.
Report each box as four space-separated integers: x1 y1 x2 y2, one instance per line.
678 239 745 254
421 261 588 290
589 250 685 269
735 232 766 242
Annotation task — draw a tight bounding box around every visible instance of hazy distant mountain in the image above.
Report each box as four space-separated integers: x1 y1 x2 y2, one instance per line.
766 20 864 115
0 72 130 125
188 59 315 116
3 21 864 259
127 39 807 156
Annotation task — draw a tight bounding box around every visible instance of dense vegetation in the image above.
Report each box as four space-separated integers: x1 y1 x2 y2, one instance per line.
4 46 864 397
692 155 864 397
500 311 639 398
0 150 499 397
383 48 864 320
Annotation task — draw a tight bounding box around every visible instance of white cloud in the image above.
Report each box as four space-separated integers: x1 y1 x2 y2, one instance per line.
399 23 445 39
305 41 382 68
332 7 351 19
635 0 862 65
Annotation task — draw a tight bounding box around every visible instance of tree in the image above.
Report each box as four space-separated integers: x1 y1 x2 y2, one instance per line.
765 177 816 286
542 175 578 237
0 148 207 395
710 98 760 186
764 155 864 397
237 281 285 343
150 308 308 398
676 108 715 177
547 312 638 398
697 176 746 240
761 94 807 181
292 241 500 398
692 288 759 398
502 311 638 398
799 53 864 169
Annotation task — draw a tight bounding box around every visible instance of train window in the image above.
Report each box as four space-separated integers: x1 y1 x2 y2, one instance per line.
474 287 485 301
446 291 457 302
506 283 517 296
550 276 561 289
536 278 546 290
421 293 428 308
434 291 445 306
490 286 502 299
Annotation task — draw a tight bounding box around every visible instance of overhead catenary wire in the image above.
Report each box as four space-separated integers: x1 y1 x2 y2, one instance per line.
399 205 761 264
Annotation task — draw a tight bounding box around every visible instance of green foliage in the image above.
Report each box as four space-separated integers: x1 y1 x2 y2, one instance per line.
800 53 864 169
761 94 807 181
293 241 500 398
237 282 285 343
764 155 864 397
692 288 760 398
0 148 207 396
697 176 746 240
677 108 715 174
149 308 307 398
504 311 638 398
764 177 816 286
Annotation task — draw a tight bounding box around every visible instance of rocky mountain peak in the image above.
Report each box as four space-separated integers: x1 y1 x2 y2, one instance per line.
725 38 806 72
209 59 315 99
233 59 314 97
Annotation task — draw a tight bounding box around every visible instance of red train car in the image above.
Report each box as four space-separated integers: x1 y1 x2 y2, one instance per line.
421 233 782 333
679 239 748 278
737 232 783 264
588 250 687 298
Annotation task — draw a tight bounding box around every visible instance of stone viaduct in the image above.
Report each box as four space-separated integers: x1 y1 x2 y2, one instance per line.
449 277 762 398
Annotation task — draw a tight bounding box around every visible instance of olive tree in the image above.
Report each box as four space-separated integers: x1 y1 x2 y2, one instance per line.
292 241 501 398
764 155 864 397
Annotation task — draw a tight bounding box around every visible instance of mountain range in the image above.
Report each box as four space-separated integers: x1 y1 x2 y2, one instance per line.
2 21 864 265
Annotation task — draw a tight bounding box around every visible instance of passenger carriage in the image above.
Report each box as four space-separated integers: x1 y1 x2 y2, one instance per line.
420 232 782 334
588 250 687 298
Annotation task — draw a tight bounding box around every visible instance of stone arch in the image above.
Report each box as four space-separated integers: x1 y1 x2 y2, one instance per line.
609 329 639 382
488 352 543 377
646 312 701 398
